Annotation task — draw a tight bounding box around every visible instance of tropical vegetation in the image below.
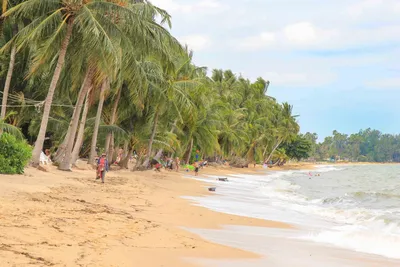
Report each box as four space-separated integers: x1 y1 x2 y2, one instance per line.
306 129 400 162
0 132 31 174
0 0 305 171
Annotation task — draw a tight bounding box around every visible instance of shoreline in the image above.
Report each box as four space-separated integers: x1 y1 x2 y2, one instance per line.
187 164 400 267
0 165 291 266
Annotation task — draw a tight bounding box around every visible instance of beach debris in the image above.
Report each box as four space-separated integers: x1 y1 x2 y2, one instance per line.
217 177 229 182
208 187 216 192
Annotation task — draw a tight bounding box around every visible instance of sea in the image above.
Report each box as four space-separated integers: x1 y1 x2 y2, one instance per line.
183 165 400 267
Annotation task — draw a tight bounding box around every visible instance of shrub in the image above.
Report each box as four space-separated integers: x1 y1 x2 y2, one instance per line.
0 133 32 174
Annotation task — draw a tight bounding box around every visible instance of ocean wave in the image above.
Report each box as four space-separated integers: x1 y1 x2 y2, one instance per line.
314 165 345 172
302 220 400 259
197 165 400 259
352 191 400 200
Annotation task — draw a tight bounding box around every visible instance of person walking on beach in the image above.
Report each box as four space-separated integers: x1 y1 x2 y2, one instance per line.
175 157 181 172
193 161 199 176
96 153 109 183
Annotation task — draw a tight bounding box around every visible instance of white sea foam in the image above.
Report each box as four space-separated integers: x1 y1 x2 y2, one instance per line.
303 221 400 259
186 164 400 260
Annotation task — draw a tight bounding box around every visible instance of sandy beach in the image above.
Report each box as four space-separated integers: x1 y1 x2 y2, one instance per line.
0 164 290 267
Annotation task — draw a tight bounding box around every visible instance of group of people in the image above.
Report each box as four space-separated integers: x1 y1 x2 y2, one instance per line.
154 156 208 177
157 157 181 172
95 150 207 183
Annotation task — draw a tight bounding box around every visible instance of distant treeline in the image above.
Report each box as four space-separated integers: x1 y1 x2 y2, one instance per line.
304 129 400 162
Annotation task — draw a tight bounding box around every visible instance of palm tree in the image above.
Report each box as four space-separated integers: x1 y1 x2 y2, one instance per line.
70 82 93 164
0 116 22 139
140 49 199 167
1 23 17 120
0 1 308 173
58 67 95 170
88 78 108 165
265 103 299 163
4 0 179 167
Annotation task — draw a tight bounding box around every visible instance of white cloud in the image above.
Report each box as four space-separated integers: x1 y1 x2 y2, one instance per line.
235 22 337 51
150 0 400 92
283 22 318 45
151 0 223 14
367 78 400 89
346 0 400 19
197 0 221 8
178 35 211 51
264 71 336 87
236 32 276 50
235 21 400 51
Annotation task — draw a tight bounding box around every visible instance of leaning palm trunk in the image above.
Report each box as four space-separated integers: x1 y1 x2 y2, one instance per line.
54 71 92 164
59 68 94 170
142 108 160 167
105 86 122 161
104 132 111 160
71 86 92 165
153 149 163 161
88 79 108 165
265 138 283 164
185 138 194 164
1 44 16 120
0 14 16 120
119 148 132 169
31 20 74 166
109 135 116 162
123 141 128 158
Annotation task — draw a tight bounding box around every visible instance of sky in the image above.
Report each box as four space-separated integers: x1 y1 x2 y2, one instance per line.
151 0 400 140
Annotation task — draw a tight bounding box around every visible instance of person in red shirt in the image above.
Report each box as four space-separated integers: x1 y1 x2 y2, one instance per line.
96 153 109 183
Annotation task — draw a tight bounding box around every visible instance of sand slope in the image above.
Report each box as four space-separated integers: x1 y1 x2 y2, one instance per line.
0 166 289 267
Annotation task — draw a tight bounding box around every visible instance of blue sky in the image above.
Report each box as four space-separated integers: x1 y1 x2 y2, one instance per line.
152 0 400 140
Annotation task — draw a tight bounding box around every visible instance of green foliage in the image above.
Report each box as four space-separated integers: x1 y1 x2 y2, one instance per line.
311 128 400 162
282 135 312 161
0 118 24 139
0 0 302 168
0 133 32 174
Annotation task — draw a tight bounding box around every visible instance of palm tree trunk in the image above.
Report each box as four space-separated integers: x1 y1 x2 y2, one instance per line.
186 138 194 164
110 135 116 162
119 147 132 169
142 108 160 167
59 68 94 171
104 132 112 159
71 85 92 165
153 149 163 161
88 79 108 165
262 145 269 158
105 86 122 161
1 44 16 120
123 141 128 158
265 138 283 164
0 11 15 120
31 20 74 167
54 72 91 164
